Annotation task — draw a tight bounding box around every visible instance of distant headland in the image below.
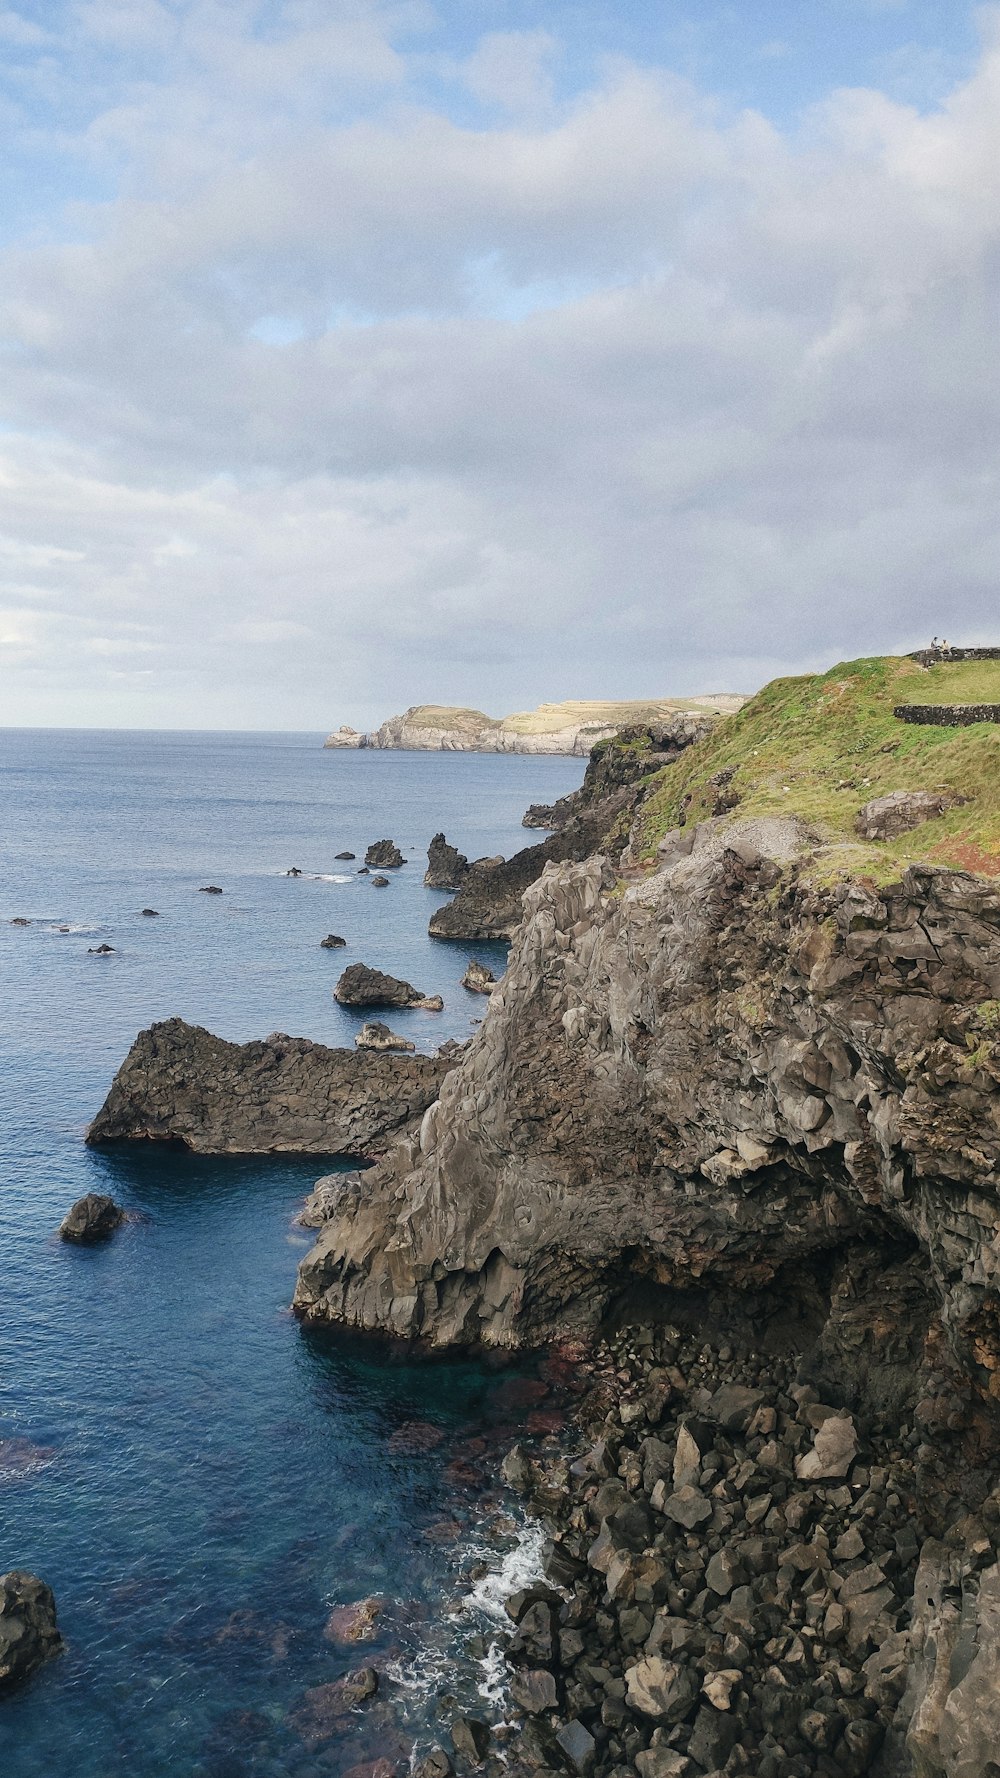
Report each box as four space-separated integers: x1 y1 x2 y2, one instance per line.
323 694 747 756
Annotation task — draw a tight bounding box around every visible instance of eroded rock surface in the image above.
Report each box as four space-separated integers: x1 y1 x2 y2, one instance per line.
425 834 470 890
295 823 1000 1404
856 790 961 842
364 840 404 869
58 1193 125 1242
87 1019 451 1155
334 964 442 1010
0 1572 63 1688
355 1021 415 1053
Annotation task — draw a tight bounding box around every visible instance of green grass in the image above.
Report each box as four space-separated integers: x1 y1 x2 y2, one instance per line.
633 654 1000 879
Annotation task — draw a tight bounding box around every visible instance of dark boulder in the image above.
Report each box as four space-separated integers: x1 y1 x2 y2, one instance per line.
140 908 159 917
0 1571 63 1687
88 943 115 954
59 1193 125 1243
425 834 469 891
198 885 223 894
335 964 442 1010
451 1717 490 1765
365 840 405 869
372 875 390 887
321 934 347 948
335 851 356 860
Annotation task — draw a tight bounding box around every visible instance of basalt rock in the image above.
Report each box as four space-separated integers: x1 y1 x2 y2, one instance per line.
355 1022 415 1054
364 841 404 869
0 1572 63 1688
294 820 1000 1412
522 721 711 831
198 885 223 894
335 964 442 1011
425 834 470 891
87 1019 451 1155
59 1192 125 1242
321 934 347 948
461 960 496 995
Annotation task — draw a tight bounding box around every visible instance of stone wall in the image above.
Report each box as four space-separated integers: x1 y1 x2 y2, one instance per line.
909 647 1000 667
894 703 1000 726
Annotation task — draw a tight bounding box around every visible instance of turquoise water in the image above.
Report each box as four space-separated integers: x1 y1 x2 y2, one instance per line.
0 732 581 1778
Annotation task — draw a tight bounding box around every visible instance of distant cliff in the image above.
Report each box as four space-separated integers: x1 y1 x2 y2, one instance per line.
324 695 745 757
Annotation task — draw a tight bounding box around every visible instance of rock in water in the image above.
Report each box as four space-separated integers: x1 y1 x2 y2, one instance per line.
320 934 346 948
355 1022 416 1053
364 840 404 869
198 885 223 894
87 1018 452 1154
424 834 469 890
0 1572 63 1687
59 1193 125 1243
140 908 159 917
371 875 389 887
461 959 496 995
335 851 356 860
334 964 442 1010
87 943 115 954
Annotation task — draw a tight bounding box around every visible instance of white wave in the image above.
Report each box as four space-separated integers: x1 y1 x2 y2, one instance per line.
463 1517 548 1623
39 922 104 935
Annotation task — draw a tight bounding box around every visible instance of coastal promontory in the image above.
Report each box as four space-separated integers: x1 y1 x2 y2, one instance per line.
324 695 745 757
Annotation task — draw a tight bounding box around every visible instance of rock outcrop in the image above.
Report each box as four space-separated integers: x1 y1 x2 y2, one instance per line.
522 721 714 831
425 834 470 890
334 964 443 1010
320 934 346 948
87 1019 451 1155
295 823 1000 1410
0 1572 63 1688
461 960 496 995
364 840 404 869
355 1021 415 1053
856 790 962 841
324 698 744 756
58 1193 125 1242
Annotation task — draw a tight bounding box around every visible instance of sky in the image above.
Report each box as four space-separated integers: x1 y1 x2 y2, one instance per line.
0 0 997 730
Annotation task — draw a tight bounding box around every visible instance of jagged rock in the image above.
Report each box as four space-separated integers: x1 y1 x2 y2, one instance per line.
10 917 30 925
672 1426 701 1490
198 885 223 893
856 788 961 841
451 1717 490 1764
320 937 347 954
425 834 469 891
88 1019 451 1154
624 1656 697 1722
58 1193 125 1242
323 1596 383 1644
509 1667 558 1713
661 1486 712 1530
554 1719 596 1774
355 1022 415 1054
286 866 303 876
634 1735 692 1778
87 943 115 954
795 1413 859 1480
298 1175 358 1228
461 960 496 995
0 1572 63 1687
413 1750 452 1778
335 964 441 1010
294 823 1000 1395
364 841 404 869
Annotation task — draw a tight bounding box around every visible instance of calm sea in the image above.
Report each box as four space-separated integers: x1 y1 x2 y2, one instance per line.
0 730 582 1778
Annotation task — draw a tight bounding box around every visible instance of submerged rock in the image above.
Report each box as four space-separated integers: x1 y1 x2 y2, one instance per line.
323 1596 384 1644
460 959 496 995
9 917 30 926
59 1193 125 1243
87 1019 452 1155
334 964 442 1010
355 1022 415 1053
0 1572 63 1687
140 908 159 916
198 885 223 894
87 943 115 954
364 840 404 869
424 834 469 891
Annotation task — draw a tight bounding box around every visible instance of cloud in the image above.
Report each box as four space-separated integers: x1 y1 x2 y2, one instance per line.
0 3 997 726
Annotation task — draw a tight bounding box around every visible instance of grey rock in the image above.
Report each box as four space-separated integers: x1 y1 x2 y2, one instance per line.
355 1022 415 1054
451 1717 490 1764
58 1193 125 1243
198 884 223 893
509 1668 558 1713
661 1487 712 1530
425 834 470 891
686 1703 737 1772
413 1750 453 1778
554 1719 596 1774
321 934 347 948
856 788 961 841
624 1656 698 1722
335 852 356 860
335 964 441 1010
708 1384 764 1432
140 908 159 916
0 1571 63 1688
88 1018 452 1155
364 840 404 869
795 1414 858 1480
461 960 496 995
371 875 390 887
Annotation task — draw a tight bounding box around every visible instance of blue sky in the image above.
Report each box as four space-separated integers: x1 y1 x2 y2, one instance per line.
0 0 997 726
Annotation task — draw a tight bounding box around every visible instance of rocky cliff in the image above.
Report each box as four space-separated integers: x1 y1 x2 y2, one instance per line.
87 1019 452 1155
324 698 743 756
294 821 1000 1407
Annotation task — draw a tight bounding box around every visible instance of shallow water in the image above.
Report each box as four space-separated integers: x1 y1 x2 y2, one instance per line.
0 732 580 1777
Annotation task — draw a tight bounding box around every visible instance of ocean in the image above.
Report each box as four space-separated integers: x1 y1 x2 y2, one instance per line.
0 730 582 1778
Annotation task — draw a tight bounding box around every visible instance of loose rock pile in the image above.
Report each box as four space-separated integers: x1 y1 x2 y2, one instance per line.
491 1324 998 1778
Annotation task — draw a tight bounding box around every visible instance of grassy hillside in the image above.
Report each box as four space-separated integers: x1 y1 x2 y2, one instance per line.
404 706 498 733
502 695 744 734
634 654 1000 879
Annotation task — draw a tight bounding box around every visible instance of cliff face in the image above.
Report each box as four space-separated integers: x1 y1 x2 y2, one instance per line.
323 699 743 756
294 823 1000 1409
87 1019 452 1155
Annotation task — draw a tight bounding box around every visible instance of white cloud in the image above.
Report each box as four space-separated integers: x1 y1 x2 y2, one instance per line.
0 5 998 726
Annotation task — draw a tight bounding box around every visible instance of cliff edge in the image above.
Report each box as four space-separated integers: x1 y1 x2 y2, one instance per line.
324 696 745 756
